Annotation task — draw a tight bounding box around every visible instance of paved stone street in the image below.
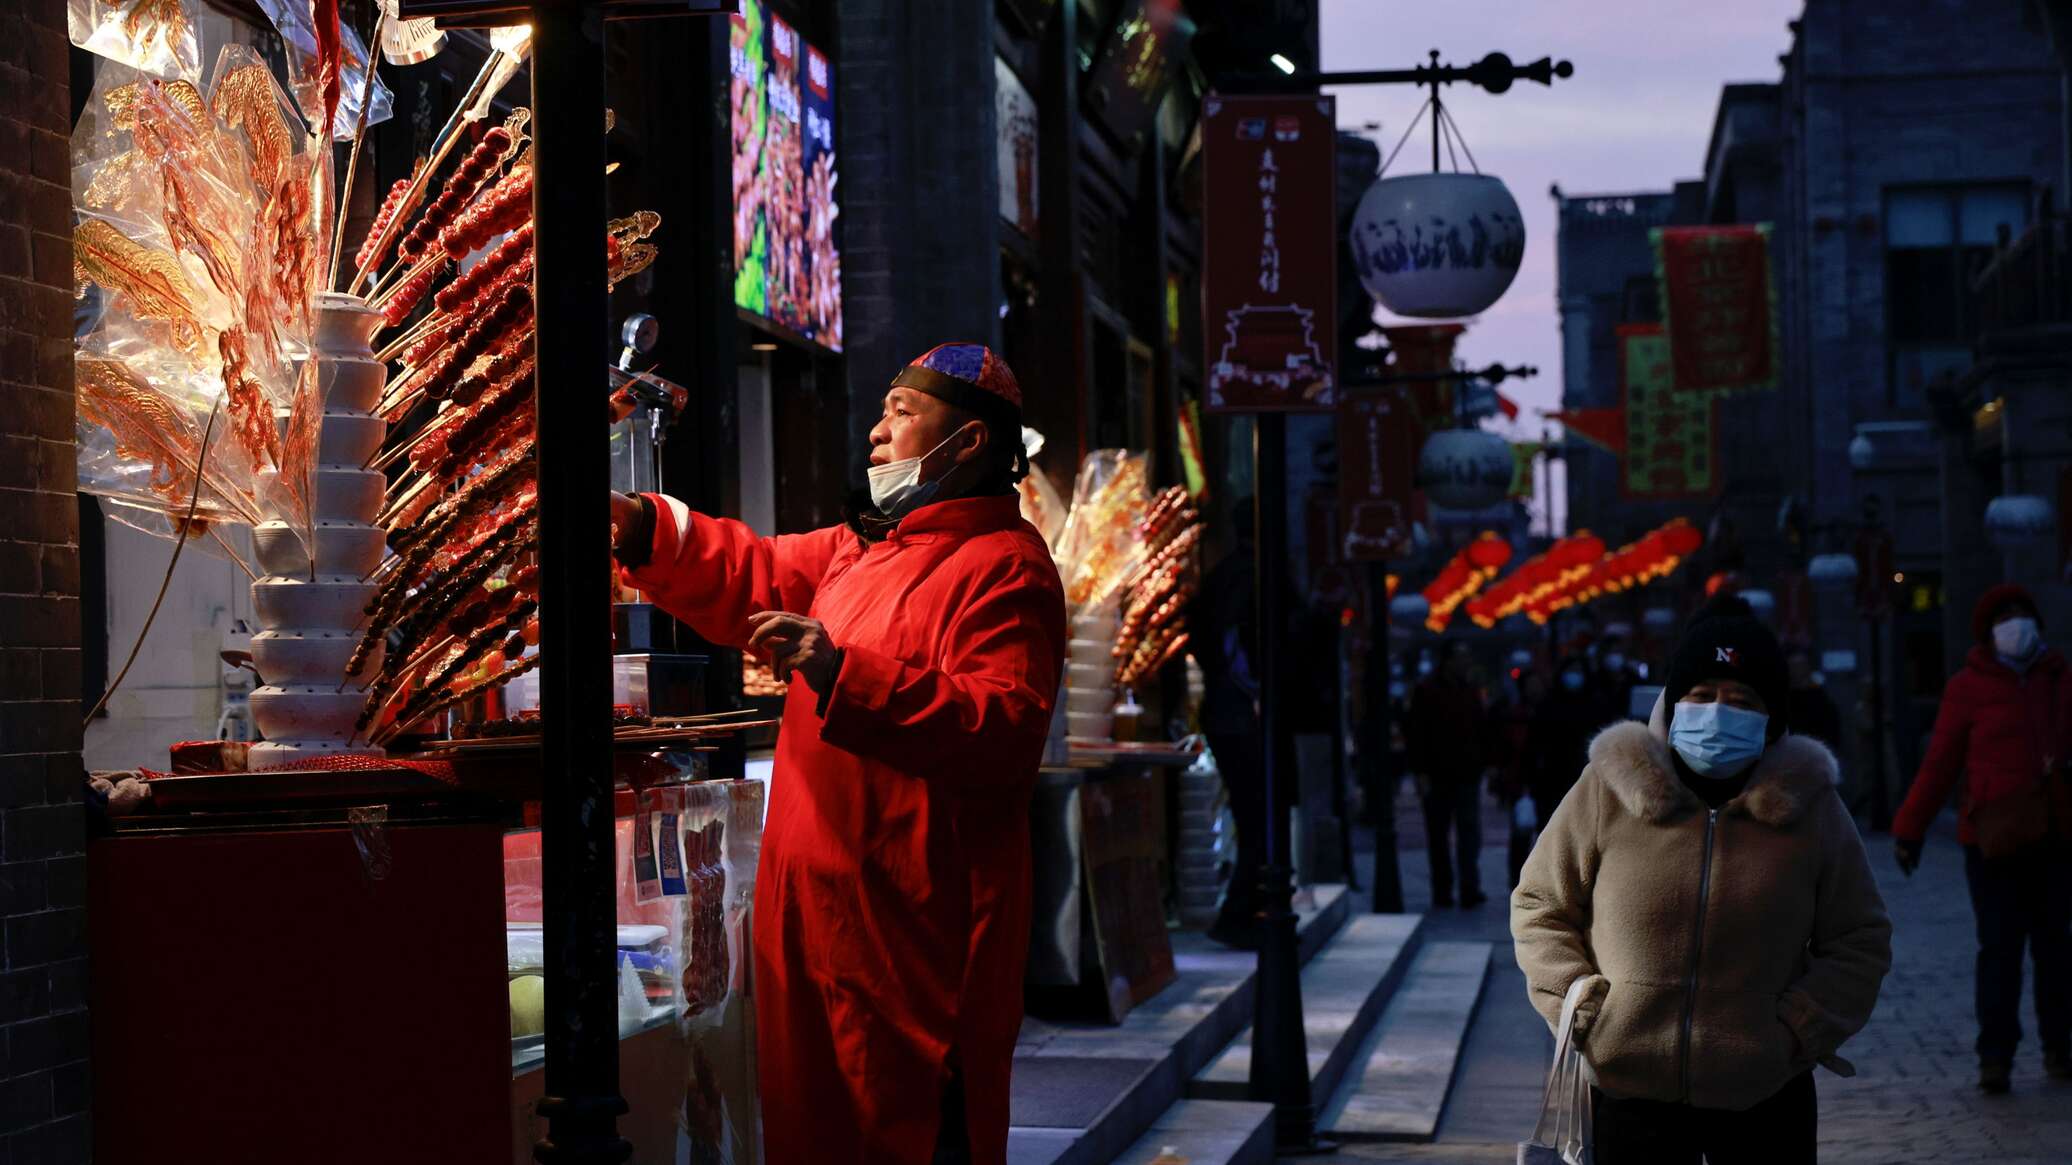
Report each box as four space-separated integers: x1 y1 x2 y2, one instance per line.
1304 786 2072 1164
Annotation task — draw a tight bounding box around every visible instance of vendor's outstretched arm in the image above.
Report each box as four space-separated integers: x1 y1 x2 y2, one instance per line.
818 555 1065 794
621 493 849 648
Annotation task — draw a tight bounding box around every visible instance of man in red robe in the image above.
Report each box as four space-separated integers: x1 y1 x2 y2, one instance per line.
610 343 1066 1164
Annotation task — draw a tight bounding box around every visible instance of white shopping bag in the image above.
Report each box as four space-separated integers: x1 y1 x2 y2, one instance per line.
1518 975 1594 1165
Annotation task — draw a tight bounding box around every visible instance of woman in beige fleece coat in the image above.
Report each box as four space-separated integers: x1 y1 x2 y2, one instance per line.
1512 597 1891 1163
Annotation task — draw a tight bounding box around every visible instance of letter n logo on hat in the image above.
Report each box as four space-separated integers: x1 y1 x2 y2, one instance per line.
1716 647 1738 665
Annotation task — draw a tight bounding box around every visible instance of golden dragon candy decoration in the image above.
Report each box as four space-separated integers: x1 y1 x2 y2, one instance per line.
109 0 193 52
217 329 280 474
211 62 296 191
74 218 205 354
106 78 207 132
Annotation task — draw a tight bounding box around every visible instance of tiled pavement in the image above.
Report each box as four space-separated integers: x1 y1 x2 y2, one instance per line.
1302 783 2072 1163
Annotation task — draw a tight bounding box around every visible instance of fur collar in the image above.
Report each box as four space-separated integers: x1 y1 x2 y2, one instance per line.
1587 719 1839 827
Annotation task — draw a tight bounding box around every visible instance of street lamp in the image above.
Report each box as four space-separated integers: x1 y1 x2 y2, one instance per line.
1226 46 1573 1154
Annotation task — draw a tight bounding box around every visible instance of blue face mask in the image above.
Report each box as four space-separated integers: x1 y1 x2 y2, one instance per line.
1669 700 1769 779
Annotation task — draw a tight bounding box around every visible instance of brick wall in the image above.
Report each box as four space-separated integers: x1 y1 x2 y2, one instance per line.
0 0 91 1159
835 0 1002 481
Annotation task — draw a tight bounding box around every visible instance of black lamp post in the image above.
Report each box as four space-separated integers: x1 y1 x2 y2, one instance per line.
397 4 724 1161
1224 50 1571 1152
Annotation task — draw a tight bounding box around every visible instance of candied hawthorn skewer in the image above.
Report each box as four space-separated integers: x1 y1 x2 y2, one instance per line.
398 128 512 265
440 164 533 259
436 224 533 314
355 167 421 278
372 654 541 747
415 596 537 699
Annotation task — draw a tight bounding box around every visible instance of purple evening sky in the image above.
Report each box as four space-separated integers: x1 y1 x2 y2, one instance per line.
1320 0 1803 523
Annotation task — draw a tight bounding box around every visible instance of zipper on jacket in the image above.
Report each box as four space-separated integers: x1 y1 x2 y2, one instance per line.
1678 808 1718 1103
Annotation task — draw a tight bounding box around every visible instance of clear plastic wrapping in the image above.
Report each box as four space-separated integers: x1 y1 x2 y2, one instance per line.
69 0 201 83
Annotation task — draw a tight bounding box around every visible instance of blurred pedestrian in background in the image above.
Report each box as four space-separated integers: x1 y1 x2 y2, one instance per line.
1893 583 2072 1094
1527 657 1614 827
1513 596 1890 1164
1498 669 1550 889
1593 636 1638 718
1786 648 1842 755
1407 639 1496 909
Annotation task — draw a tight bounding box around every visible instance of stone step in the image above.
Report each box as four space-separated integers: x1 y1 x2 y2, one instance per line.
1186 913 1427 1108
1110 1100 1275 1165
1317 940 1494 1142
1008 886 1359 1165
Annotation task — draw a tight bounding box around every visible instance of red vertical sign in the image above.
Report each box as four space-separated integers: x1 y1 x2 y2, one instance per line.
1201 93 1337 412
1652 224 1778 394
1338 388 1416 561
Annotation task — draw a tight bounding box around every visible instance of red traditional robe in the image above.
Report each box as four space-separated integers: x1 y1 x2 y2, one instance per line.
626 492 1066 1164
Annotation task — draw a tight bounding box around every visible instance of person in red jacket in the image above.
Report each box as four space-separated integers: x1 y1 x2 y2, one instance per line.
1893 583 2072 1094
610 343 1067 1163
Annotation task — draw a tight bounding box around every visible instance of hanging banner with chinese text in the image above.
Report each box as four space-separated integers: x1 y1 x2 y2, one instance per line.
1338 388 1415 560
1651 224 1778 394
1509 441 1544 499
1202 93 1337 412
1619 324 1718 499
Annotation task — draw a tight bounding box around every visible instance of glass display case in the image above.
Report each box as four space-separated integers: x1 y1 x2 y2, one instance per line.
503 772 767 1163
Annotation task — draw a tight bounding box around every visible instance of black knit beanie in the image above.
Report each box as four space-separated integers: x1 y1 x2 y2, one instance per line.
1661 595 1790 740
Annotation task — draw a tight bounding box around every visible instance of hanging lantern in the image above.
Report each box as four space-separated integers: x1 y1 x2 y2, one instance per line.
1985 494 2055 548
1389 593 1431 625
1740 588 1777 622
1661 519 1703 558
1350 173 1526 318
1419 428 1518 511
1807 552 1860 589
1465 531 1513 573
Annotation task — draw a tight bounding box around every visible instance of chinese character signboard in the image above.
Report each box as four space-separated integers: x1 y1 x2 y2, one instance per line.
1619 324 1718 499
996 56 1038 239
1651 224 1777 393
1202 94 1337 413
1338 388 1415 560
732 0 843 350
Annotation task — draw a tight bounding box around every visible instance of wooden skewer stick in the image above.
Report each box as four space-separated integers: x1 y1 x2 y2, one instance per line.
377 473 439 529
208 525 259 581
328 13 387 292
376 312 447 362
348 49 507 298
367 419 443 472
369 250 444 312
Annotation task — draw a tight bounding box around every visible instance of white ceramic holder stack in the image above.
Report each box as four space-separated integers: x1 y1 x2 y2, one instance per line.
247 292 390 766
1063 596 1121 741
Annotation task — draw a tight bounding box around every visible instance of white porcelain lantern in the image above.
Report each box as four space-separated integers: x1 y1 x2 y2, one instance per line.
1350 172 1526 319
1418 427 1515 511
1985 494 2054 548
1807 553 1860 589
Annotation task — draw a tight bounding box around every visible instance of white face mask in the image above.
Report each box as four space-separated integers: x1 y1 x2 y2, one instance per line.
1560 670 1586 693
1603 653 1626 673
1670 700 1770 780
866 430 962 519
1994 616 2042 661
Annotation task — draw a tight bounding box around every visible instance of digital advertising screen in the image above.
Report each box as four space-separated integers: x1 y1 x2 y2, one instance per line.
731 0 842 351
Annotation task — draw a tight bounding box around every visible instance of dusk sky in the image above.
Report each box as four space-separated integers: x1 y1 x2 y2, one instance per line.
1320 0 1804 519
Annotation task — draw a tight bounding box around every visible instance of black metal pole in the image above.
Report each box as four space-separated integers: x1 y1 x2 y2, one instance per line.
1366 561 1403 913
530 5 630 1163
1250 414 1328 1151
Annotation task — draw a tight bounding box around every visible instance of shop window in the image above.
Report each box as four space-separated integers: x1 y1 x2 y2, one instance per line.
1884 184 2028 410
